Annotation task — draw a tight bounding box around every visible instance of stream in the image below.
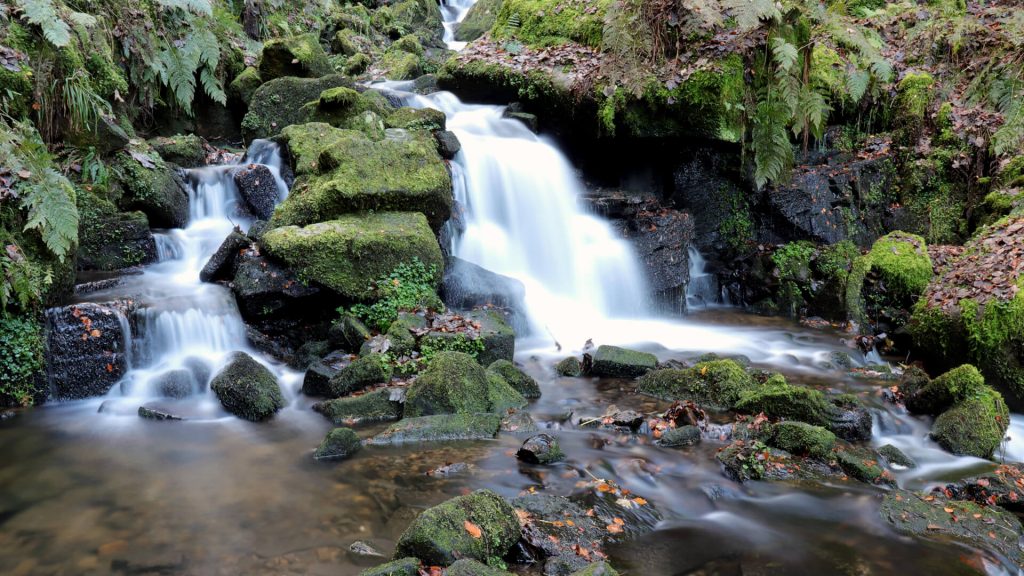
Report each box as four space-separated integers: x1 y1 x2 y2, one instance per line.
1 3 1023 576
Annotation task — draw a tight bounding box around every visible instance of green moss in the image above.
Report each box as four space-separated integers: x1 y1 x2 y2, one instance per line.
359 558 420 576
393 35 424 56
867 232 933 299
405 351 491 417
262 212 444 300
259 33 332 81
319 86 361 108
486 371 528 412
438 58 571 115
772 241 817 316
492 0 612 47
228 67 262 106
897 72 935 122
345 53 372 75
110 141 187 228
240 75 354 141
76 191 154 271
637 360 754 410
555 356 582 377
488 359 540 399
149 134 205 168
313 427 363 460
455 0 502 42
735 374 833 426
315 388 402 425
570 563 620 576
904 364 987 415
932 390 1009 458
380 49 422 80
0 64 34 119
272 123 452 230
210 352 284 422
834 445 894 486
997 156 1024 189
329 353 393 397
0 314 45 407
590 345 657 378
769 421 836 459
385 107 446 131
367 413 502 444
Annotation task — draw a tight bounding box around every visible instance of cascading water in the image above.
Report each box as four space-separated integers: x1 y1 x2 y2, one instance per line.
440 0 477 51
685 247 721 311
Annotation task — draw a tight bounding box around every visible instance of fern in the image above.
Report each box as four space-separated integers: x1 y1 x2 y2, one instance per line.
15 0 71 47
846 68 870 103
156 0 213 16
771 37 798 72
724 0 780 31
752 98 794 188
21 169 79 261
151 28 224 111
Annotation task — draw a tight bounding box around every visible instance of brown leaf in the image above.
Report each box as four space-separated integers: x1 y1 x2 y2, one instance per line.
464 520 482 539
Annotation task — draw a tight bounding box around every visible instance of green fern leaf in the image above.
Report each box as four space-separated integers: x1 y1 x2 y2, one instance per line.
156 0 213 16
846 68 870 103
771 37 798 72
724 0 780 31
21 170 79 261
200 68 227 105
15 0 71 47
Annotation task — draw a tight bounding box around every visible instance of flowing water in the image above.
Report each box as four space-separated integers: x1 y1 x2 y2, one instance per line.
685 247 722 312
2 7 1024 576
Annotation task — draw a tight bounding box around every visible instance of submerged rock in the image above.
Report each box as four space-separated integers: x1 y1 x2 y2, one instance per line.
656 425 702 447
359 557 420 576
138 406 184 421
833 445 894 486
488 360 540 399
152 369 197 399
367 413 501 445
517 433 565 465
877 444 916 468
314 427 362 460
210 352 284 421
394 489 522 566
45 302 131 400
637 360 752 410
590 345 657 378
314 388 402 426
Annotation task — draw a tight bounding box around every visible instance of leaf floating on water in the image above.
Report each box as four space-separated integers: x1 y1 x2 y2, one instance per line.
463 520 482 539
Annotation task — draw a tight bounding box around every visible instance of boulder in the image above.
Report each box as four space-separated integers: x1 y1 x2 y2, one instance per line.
301 361 339 397
590 345 657 378
258 33 332 81
878 444 916 468
834 445 894 486
393 489 521 566
717 440 841 483
228 66 262 108
932 392 1009 458
385 107 446 131
637 360 753 410
656 425 701 447
111 142 188 228
405 352 490 417
511 493 604 562
902 364 986 416
313 427 362 460
768 421 835 459
329 313 372 351
367 413 501 445
45 302 131 400
233 164 280 220
149 134 206 168
487 360 540 399
486 371 528 413
826 397 873 441
76 193 157 271
446 559 514 576
314 388 402 426
434 130 461 159
733 375 833 427
230 252 320 320
262 213 444 300
440 257 526 317
240 75 356 142
555 356 582 377
329 353 393 397
420 309 515 366
152 369 197 399
359 558 420 576
455 0 502 42
270 123 451 231
210 351 284 421
517 433 565 464
200 230 249 283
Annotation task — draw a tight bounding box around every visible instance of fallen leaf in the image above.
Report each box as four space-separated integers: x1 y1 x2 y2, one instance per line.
464 520 482 539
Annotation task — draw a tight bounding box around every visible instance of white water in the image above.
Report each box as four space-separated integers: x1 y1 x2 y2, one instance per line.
685 247 721 311
440 0 477 51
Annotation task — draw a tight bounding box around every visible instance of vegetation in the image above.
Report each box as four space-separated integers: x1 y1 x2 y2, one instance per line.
345 258 442 331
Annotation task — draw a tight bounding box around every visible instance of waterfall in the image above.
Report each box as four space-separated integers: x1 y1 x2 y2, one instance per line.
440 0 478 50
685 247 720 311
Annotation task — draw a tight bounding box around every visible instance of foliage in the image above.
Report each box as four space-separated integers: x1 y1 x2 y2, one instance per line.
419 333 485 363
0 314 44 406
346 258 441 331
13 0 71 47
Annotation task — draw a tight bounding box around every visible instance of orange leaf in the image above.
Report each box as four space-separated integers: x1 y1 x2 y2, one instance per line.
606 523 623 534
596 483 612 493
464 520 482 539
632 497 647 506
944 507 955 513
90 329 102 338
613 517 624 525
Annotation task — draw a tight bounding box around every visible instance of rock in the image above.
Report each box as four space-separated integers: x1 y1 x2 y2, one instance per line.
210 352 284 421
944 463 1024 511
570 564 620 576
384 313 424 357
329 353 393 397
834 445 894 486
826 397 873 441
902 364 986 416
717 440 840 483
385 107 446 131
394 489 521 566
590 345 657 378
89 114 131 154
302 361 339 397
233 164 279 220
314 388 402 426
421 309 515 366
446 558 514 575
637 360 752 410
45 302 131 400
434 130 461 159
454 0 501 41
503 110 538 132
440 257 526 316
258 33 331 81
262 213 444 299
200 230 249 283
112 142 189 228
270 123 452 231
367 413 501 445
138 406 184 421
546 555 591 576
769 421 835 459
878 444 916 468
932 393 1009 458
182 357 212 390
76 193 157 272
656 425 701 447
152 369 197 399
488 360 540 399
149 134 205 168
329 313 372 351
881 490 1023 567
570 480 662 540
349 540 385 560
501 411 540 434
555 356 582 377
228 66 262 108
405 351 490 417
359 557 420 576
511 493 605 567
486 371 528 413
314 427 362 460
733 374 833 427
517 433 565 464
230 252 320 320
240 75 359 141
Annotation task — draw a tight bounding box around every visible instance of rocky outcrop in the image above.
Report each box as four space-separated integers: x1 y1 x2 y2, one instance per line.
45 302 132 400
233 164 279 220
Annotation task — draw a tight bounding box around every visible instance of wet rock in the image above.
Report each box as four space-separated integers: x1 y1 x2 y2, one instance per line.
826 398 873 441
487 371 529 413
769 421 835 459
834 445 894 486
545 554 591 576
447 559 515 576
112 142 189 229
348 540 385 559
570 480 662 541
302 361 339 397
138 406 184 421
501 411 540 434
230 252 320 319
384 313 424 357
421 309 516 366
590 345 657 378
454 0 500 42
329 313 372 351
76 194 158 272
656 425 701 447
314 427 362 460
571 563 619 576
149 134 206 168
233 164 279 220
488 359 540 399
367 413 501 445
933 394 1009 458
45 302 131 400
878 444 916 468
182 357 212 390
314 388 402 426
427 462 473 477
405 351 491 417
359 557 420 576
434 130 461 159
944 463 1024 512
733 374 833 427
503 109 539 132
637 359 752 410
258 33 331 81
394 489 521 566
329 353 392 397
517 434 565 465
717 440 841 483
440 257 526 315
292 340 331 370
210 351 284 421
555 356 582 377
152 369 197 399
902 364 984 416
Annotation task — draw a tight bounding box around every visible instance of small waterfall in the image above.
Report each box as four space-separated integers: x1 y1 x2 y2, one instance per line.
685 247 720 311
440 0 477 50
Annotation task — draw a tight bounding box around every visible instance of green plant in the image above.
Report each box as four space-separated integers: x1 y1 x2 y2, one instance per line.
14 0 71 47
345 258 441 331
419 333 485 363
0 314 45 406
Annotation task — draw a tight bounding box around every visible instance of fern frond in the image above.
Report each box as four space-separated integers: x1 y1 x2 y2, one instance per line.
723 0 780 31
15 0 71 47
199 67 227 105
846 68 870 103
771 37 798 72
156 0 213 16
752 99 794 189
21 169 78 261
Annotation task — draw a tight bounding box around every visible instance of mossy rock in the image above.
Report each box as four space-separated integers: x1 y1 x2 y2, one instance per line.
455 0 502 42
734 375 833 427
76 192 157 271
769 421 835 459
487 359 540 399
359 557 420 576
637 360 754 410
405 351 491 417
393 489 521 566
259 33 332 81
229 66 262 107
262 212 444 300
313 427 363 460
590 345 657 378
329 353 393 397
110 141 188 228
314 388 402 425
932 390 1009 458
385 107 446 131
149 134 205 168
446 559 515 576
903 364 987 416
833 445 894 486
271 123 452 230
555 356 582 377
385 313 425 357
866 231 932 300
486 371 528 412
240 75 354 142
367 413 501 444
210 352 285 421
301 89 392 139
329 312 372 351
656 425 702 447
392 35 424 56
345 53 372 75
878 444 916 468
380 49 422 81
492 0 611 48
420 310 515 366
570 563 620 576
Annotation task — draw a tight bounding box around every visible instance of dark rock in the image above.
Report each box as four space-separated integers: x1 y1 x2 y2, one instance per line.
329 353 392 397
944 463 1024 512
570 563 619 576
45 302 131 400
434 130 461 159
501 411 540 434
367 413 501 445
717 440 842 483
314 388 402 426
292 339 331 370
517 433 565 464
152 369 197 399
503 110 538 132
440 257 526 322
413 74 438 94
394 489 521 566
555 356 582 377
302 361 339 397
348 540 385 560
77 195 158 272
511 493 604 567
569 481 661 541
210 351 284 421
590 345 657 378
545 554 591 576
488 359 540 399
233 164 279 220
92 114 131 154
200 230 250 283
878 444 916 468
230 252 320 319
138 406 184 420
834 445 895 486
115 147 190 229
826 400 873 442
328 313 371 351
314 427 362 460
656 425 701 447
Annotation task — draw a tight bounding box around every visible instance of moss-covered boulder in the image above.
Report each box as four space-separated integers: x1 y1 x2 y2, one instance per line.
259 33 332 81
590 345 657 378
149 134 205 168
240 75 354 142
210 352 285 421
314 388 402 425
367 413 502 444
313 427 362 460
329 313 372 351
487 360 540 399
834 445 894 486
769 421 835 459
76 193 157 271
555 356 582 377
385 313 426 357
446 559 515 576
516 433 565 464
329 353 393 397
878 444 916 468
262 212 443 299
637 360 753 410
405 351 491 417
932 391 1009 458
419 309 515 366
110 141 188 228
385 107 446 131
394 489 521 566
902 364 987 415
657 425 702 447
486 371 528 412
380 49 422 80
570 563 620 576
454 0 502 42
271 123 452 230
359 557 420 576
734 375 833 427
228 66 262 108
847 231 932 328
